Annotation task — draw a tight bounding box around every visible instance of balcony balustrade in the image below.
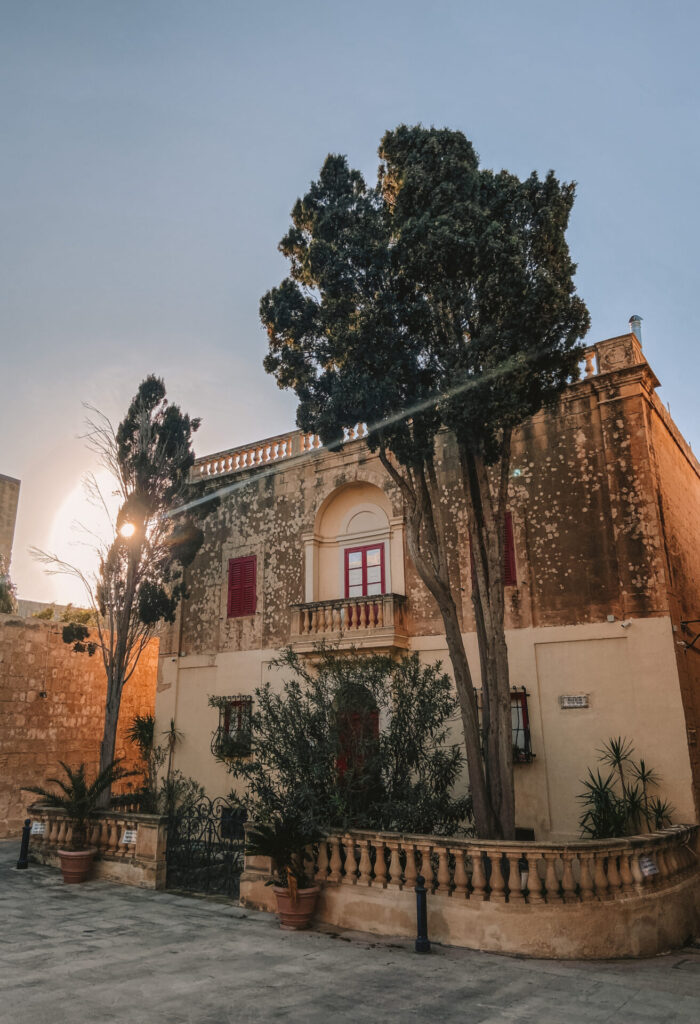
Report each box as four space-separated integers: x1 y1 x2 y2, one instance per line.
289 593 408 652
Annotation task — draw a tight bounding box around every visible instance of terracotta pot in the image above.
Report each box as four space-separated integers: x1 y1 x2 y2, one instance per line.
273 884 320 930
57 848 96 884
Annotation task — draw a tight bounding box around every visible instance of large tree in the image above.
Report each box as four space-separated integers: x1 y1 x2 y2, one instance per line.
35 377 204 802
261 126 590 839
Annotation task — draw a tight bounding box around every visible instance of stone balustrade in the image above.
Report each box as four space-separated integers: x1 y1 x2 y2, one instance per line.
28 806 167 889
289 594 409 652
240 824 700 958
192 424 368 481
309 825 697 903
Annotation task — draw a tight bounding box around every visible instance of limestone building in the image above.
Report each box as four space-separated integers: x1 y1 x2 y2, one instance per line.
155 328 700 841
0 472 20 569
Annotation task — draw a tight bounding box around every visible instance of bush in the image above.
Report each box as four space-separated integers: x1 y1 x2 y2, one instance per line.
218 646 473 837
578 737 673 839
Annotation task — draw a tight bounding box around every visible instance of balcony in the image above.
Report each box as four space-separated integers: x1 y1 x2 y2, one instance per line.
289 594 409 653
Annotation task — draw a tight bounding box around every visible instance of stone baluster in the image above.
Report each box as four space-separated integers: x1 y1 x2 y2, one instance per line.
435 845 451 895
606 850 622 897
56 818 67 849
118 819 130 858
593 851 610 900
618 849 635 895
584 349 597 377
629 848 645 892
655 843 670 883
578 852 596 902
315 840 329 884
357 840 373 886
403 844 418 890
99 818 110 853
373 842 388 888
386 841 402 889
342 836 358 884
328 836 343 883
526 853 546 904
469 849 487 902
504 852 526 903
108 819 120 855
416 843 435 893
488 852 507 903
452 848 469 898
376 601 384 627
89 820 101 850
542 852 561 903
561 851 578 903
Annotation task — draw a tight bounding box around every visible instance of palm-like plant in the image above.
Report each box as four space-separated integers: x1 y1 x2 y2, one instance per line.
26 760 137 849
578 738 673 838
126 714 155 759
245 816 322 891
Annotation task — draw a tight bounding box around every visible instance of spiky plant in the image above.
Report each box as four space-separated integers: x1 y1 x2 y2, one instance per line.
127 714 155 760
245 815 322 891
26 760 137 849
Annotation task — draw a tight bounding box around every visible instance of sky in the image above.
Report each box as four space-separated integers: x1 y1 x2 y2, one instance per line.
1 0 699 603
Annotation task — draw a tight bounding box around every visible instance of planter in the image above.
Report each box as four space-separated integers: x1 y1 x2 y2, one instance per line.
57 848 97 884
273 884 320 930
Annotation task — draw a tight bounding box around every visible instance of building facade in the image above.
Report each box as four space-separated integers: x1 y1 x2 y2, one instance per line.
155 329 700 840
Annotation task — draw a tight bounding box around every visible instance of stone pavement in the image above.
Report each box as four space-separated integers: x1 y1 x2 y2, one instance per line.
1 841 699 1024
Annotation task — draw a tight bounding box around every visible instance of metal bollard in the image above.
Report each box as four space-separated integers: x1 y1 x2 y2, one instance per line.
414 873 431 953
17 818 31 870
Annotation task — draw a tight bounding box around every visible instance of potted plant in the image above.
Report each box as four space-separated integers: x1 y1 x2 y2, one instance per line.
245 816 322 930
26 760 136 883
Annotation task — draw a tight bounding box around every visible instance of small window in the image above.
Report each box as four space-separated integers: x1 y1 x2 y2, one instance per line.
511 689 533 763
227 556 256 617
211 696 252 758
344 544 385 598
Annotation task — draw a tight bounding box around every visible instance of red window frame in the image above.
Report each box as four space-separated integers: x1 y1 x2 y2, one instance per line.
227 555 257 618
344 544 385 598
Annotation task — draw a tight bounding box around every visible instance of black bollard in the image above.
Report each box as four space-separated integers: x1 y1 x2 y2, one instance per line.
17 818 31 870
414 873 431 953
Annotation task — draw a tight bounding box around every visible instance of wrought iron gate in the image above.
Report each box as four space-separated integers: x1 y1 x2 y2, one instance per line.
166 796 246 897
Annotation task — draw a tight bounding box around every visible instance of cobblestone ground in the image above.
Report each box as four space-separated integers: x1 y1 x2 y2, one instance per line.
2 841 699 1024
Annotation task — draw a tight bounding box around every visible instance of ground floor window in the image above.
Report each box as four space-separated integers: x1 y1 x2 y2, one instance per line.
209 695 253 758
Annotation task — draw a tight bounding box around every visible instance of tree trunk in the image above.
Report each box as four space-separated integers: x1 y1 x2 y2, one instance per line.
96 675 123 808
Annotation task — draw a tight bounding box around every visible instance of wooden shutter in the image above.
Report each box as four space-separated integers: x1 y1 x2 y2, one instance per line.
227 556 257 617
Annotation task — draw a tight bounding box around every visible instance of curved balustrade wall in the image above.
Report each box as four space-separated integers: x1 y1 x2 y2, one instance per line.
240 825 700 958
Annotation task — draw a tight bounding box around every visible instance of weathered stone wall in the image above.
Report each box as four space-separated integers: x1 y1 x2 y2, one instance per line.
646 395 700 816
0 614 158 837
0 473 20 569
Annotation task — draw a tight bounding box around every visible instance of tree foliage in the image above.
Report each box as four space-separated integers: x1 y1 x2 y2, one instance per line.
33 376 204 800
220 647 472 837
261 125 590 838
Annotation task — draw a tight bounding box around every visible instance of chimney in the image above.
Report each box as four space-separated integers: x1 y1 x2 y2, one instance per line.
629 314 643 345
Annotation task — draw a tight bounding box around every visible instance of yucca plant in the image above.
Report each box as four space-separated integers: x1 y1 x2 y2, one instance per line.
26 760 137 850
578 738 673 839
245 816 322 891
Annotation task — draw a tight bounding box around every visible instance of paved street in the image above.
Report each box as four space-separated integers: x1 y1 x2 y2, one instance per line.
1 841 699 1024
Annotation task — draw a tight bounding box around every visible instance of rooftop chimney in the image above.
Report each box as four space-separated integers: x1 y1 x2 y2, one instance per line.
629 314 643 345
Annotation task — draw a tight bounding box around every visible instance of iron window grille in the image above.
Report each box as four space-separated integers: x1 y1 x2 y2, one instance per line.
209 695 253 758
476 687 534 763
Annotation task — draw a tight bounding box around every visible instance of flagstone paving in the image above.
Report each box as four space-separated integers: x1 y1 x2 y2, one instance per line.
1 840 699 1024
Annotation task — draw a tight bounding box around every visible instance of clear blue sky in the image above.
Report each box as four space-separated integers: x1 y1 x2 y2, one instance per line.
2 0 698 601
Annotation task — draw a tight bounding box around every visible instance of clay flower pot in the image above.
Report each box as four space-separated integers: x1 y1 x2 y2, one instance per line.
273 884 320 930
58 848 97 884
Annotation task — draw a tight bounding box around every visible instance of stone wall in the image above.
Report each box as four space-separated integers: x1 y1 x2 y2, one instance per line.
0 473 20 569
0 613 158 837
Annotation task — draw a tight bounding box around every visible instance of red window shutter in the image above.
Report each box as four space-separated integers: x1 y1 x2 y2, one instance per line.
503 512 516 586
227 556 257 617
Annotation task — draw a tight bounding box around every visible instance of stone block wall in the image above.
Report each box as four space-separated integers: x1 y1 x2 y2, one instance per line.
0 613 158 837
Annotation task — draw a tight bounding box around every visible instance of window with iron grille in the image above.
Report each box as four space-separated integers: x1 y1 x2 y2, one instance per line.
209 695 253 758
476 687 534 763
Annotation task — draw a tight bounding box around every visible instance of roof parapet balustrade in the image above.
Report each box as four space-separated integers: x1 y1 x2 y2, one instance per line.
289 593 409 653
191 424 368 482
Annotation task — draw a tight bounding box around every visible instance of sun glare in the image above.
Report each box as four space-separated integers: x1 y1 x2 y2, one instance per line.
119 522 136 538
